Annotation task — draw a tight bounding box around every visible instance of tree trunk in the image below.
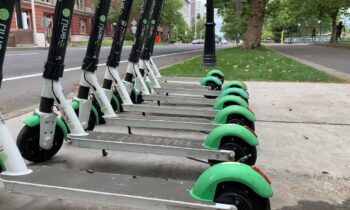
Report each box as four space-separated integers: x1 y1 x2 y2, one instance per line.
330 11 338 44
243 0 268 49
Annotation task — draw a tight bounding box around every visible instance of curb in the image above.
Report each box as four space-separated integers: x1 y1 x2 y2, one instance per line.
267 46 350 82
314 43 350 50
7 47 49 51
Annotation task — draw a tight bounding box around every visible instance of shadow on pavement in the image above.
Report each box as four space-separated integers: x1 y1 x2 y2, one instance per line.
279 198 350 210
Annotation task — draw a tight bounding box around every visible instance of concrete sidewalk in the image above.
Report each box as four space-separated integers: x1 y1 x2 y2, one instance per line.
268 44 350 81
1 81 350 210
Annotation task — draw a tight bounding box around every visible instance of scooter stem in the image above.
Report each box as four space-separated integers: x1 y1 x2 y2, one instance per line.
104 67 133 105
143 59 161 88
80 72 117 118
51 81 87 136
0 118 32 176
0 1 31 176
150 57 161 77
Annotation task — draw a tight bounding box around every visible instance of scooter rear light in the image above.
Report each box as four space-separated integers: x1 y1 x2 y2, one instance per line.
244 126 257 137
252 166 271 185
241 81 247 88
247 107 255 115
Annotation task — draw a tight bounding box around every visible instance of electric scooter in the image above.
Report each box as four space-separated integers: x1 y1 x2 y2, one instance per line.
67 0 258 166
93 0 256 132
70 0 117 131
0 0 272 210
134 3 249 106
0 2 273 210
13 0 256 165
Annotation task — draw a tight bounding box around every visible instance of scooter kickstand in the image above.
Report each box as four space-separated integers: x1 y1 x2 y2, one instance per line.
102 150 108 157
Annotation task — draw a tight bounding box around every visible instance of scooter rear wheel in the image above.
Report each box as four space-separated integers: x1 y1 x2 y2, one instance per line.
214 183 270 210
17 125 64 163
208 137 257 166
204 81 221 99
227 114 255 131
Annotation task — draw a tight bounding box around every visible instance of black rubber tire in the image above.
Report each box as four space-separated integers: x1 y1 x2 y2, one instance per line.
130 89 144 104
204 81 221 99
227 84 246 90
212 73 225 84
227 114 255 131
208 137 257 166
223 101 241 108
17 125 64 163
214 183 271 210
72 108 96 131
227 93 249 104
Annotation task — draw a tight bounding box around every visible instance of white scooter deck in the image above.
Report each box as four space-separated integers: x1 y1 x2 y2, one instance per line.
142 95 216 106
0 166 236 210
159 82 210 91
159 77 204 83
105 114 218 132
122 104 217 118
154 87 220 97
70 132 235 161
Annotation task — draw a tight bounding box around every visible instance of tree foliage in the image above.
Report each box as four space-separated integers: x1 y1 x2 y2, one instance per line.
267 0 350 43
109 0 188 42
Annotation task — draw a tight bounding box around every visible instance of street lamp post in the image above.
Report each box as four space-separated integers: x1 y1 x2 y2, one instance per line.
203 0 216 67
31 0 38 45
318 20 322 42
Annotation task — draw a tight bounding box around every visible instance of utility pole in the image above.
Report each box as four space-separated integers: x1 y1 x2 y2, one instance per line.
235 0 246 45
203 0 216 67
31 0 38 45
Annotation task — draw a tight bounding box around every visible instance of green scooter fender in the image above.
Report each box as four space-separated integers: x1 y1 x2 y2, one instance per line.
219 88 250 100
71 100 100 125
222 81 247 91
189 162 273 202
202 124 259 149
207 69 224 78
213 95 248 110
23 115 68 140
111 94 122 112
145 80 152 93
0 155 7 172
200 76 223 87
213 106 256 124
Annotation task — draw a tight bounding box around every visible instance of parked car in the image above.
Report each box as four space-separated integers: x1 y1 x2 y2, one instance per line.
220 39 228 44
192 39 199 44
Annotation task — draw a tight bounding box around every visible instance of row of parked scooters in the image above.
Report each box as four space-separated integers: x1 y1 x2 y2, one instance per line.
0 0 273 209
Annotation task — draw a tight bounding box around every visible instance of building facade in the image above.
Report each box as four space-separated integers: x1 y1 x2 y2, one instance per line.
181 0 191 27
10 0 113 46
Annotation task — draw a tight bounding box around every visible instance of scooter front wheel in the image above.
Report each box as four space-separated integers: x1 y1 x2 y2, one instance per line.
17 125 64 163
214 183 271 210
73 108 97 131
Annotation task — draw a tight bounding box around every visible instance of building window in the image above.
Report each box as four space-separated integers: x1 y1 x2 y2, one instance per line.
40 0 54 3
80 19 87 34
77 0 85 10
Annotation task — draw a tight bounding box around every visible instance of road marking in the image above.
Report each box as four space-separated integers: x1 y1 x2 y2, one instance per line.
6 53 40 56
3 49 204 82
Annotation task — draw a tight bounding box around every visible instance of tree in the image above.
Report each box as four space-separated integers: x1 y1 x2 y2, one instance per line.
301 0 350 43
217 0 269 48
243 0 269 49
268 0 350 44
217 1 250 41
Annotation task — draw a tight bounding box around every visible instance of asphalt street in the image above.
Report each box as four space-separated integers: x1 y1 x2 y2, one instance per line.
269 44 350 75
0 44 209 115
